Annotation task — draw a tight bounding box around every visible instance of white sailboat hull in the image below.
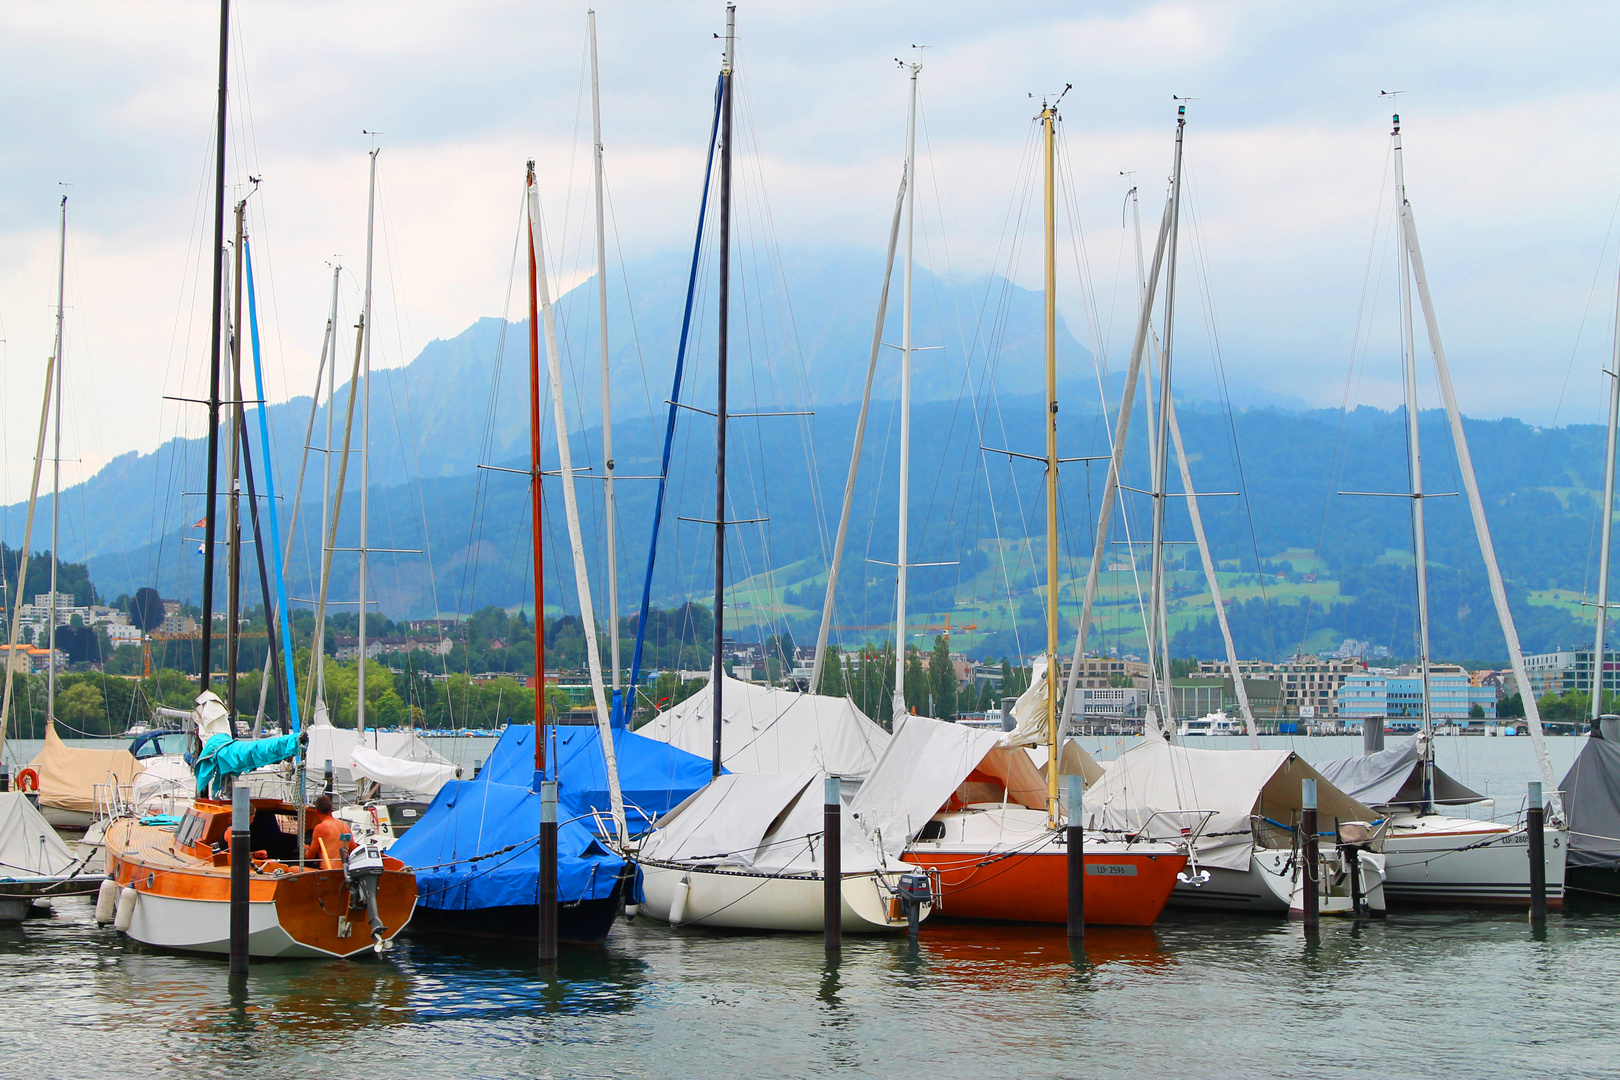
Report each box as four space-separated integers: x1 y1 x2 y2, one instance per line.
637 860 917 933
124 891 343 959
1380 814 1566 907
1166 853 1295 913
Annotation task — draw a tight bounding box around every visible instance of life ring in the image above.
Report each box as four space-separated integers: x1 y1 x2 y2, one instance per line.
15 767 40 793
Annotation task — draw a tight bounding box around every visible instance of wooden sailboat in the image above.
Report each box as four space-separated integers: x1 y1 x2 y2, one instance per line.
100 2 414 957
899 91 1187 927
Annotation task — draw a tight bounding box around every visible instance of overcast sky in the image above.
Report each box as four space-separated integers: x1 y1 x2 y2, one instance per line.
4 0 1620 502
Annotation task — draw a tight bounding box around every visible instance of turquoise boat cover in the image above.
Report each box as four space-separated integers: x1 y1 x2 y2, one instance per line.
391 724 714 909
195 732 300 799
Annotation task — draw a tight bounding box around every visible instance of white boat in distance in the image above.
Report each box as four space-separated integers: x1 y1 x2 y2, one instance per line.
1178 710 1243 738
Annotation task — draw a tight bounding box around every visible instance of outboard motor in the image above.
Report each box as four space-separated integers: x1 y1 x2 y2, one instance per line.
343 832 389 949
897 872 933 938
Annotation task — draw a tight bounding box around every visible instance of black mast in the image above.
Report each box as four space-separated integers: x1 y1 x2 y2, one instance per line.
199 0 230 693
711 5 734 778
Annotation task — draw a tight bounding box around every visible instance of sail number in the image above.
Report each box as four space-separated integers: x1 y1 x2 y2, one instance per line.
1085 863 1137 876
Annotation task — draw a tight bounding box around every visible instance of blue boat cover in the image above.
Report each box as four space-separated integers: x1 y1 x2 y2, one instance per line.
391 724 714 910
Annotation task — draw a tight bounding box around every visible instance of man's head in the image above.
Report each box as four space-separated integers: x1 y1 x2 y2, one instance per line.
314 794 334 815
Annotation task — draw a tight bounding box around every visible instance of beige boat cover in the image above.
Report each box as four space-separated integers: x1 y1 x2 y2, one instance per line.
639 677 889 776
0 792 77 876
28 724 138 815
1081 740 1374 871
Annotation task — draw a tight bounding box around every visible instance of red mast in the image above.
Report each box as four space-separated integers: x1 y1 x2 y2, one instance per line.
528 160 546 776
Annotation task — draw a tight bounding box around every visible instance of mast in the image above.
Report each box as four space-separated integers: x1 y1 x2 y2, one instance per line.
357 146 378 736
1592 261 1620 734
711 4 734 778
1145 104 1186 737
0 348 56 758
527 161 546 775
528 166 628 841
1041 101 1060 826
316 265 341 719
1392 114 1435 806
47 197 66 725
200 0 230 694
891 59 920 723
226 198 246 725
588 9 622 719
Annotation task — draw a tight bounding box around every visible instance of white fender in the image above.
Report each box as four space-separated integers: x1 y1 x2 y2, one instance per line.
669 874 691 927
113 886 138 932
94 878 119 924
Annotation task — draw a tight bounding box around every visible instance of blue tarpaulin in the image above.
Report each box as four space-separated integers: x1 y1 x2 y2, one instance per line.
391 724 714 910
195 732 300 799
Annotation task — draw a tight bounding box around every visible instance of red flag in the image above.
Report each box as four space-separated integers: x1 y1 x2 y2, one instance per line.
193 517 207 528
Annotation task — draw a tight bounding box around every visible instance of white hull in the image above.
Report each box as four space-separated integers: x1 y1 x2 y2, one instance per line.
638 861 918 933
122 888 377 959
39 806 96 831
1167 854 1294 914
1381 813 1566 907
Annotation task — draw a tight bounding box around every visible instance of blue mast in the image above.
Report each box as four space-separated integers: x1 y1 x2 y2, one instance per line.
616 73 724 728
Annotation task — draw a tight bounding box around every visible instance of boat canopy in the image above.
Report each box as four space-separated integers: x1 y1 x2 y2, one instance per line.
1082 741 1374 871
391 723 711 910
1561 734 1620 872
28 723 138 815
0 793 76 877
196 732 299 799
640 768 886 875
1315 736 1484 808
637 676 888 776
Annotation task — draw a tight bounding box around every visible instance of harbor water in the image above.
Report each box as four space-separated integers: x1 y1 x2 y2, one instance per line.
1 733 1608 1078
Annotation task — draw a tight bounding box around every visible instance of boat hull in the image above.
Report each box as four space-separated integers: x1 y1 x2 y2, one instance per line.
1566 865 1620 900
1380 814 1566 909
407 875 627 947
903 847 1184 926
1166 859 1293 913
637 861 914 933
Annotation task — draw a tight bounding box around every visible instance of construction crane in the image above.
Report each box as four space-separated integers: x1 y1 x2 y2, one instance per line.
921 614 978 647
143 629 268 678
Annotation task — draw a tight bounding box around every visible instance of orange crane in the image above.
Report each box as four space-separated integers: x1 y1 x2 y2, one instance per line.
921 614 978 646
143 628 269 678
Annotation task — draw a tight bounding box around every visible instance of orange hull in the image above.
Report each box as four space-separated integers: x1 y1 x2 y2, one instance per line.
903 849 1186 927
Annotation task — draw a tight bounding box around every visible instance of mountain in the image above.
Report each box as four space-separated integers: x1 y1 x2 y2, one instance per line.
3 248 1612 664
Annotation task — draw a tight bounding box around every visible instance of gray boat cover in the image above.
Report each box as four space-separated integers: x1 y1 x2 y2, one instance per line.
1562 735 1620 871
1315 736 1484 808
0 793 76 878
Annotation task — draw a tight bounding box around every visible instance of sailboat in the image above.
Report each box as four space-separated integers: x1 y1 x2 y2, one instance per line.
1318 113 1566 909
623 10 917 934
101 6 414 957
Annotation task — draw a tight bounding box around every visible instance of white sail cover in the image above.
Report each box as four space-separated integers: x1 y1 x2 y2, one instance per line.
1003 655 1052 748
304 723 455 795
641 769 885 874
350 746 459 798
638 677 888 776
0 793 76 877
1081 740 1373 871
850 715 1003 860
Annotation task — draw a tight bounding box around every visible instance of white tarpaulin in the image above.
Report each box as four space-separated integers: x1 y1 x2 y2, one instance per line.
304 723 455 794
641 769 885 874
0 793 76 877
1082 740 1373 871
638 677 888 776
350 745 459 798
849 716 1004 860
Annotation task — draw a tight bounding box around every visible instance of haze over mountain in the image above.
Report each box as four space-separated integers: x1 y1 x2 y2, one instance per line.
2 249 1607 665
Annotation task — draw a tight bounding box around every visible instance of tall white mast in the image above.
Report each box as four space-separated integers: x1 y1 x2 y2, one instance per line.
1391 115 1435 803
357 146 378 736
316 264 341 719
589 10 621 714
1144 105 1186 737
891 60 920 723
1592 263 1620 731
527 171 628 842
47 196 66 725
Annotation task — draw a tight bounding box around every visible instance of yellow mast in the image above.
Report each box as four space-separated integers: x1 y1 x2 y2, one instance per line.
1043 101 1060 828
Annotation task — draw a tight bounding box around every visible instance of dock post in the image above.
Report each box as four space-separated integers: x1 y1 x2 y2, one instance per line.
1301 778 1319 930
539 779 558 962
0 766 8 792
1362 718 1384 754
1066 773 1085 941
1527 781 1547 924
229 781 250 975
824 775 841 953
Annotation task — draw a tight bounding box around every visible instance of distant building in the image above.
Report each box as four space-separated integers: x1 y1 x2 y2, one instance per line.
1061 656 1152 690
1071 686 1139 719
1336 664 1497 723
1521 648 1620 699
1196 656 1360 717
